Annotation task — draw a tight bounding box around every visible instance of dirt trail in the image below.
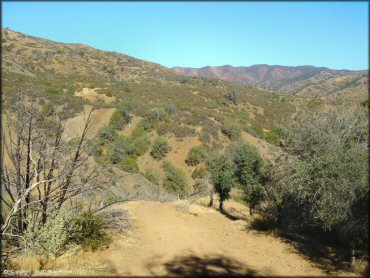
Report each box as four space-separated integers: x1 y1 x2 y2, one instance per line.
49 200 354 276
62 105 115 140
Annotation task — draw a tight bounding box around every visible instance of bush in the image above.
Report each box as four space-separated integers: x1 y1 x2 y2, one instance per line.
118 155 139 173
163 161 188 198
109 107 131 130
265 106 368 248
71 211 112 251
137 118 152 131
144 168 162 185
250 122 264 138
146 108 168 123
25 210 111 257
157 123 196 138
191 166 208 180
221 120 241 140
25 211 74 258
87 139 103 157
131 127 151 156
107 136 134 163
97 125 117 144
151 137 171 160
185 145 208 166
264 129 280 145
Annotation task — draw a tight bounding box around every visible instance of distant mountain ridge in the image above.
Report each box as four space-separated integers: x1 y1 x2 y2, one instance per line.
173 65 368 95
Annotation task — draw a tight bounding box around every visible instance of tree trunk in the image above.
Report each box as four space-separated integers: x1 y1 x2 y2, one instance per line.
23 115 33 231
249 205 253 216
276 204 282 226
219 200 223 212
350 243 356 268
209 192 214 207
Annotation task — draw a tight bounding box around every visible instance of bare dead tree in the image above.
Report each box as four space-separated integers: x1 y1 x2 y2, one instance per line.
1 92 110 249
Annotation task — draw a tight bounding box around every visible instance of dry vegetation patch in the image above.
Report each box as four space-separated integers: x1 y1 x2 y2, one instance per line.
75 87 116 104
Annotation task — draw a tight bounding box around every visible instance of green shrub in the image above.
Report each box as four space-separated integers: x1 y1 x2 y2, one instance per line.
107 136 134 163
137 118 152 131
132 135 151 156
144 168 162 185
109 108 131 130
191 166 208 180
151 137 171 160
25 210 111 257
157 122 196 138
131 127 151 156
221 120 242 140
71 211 111 251
264 129 280 145
25 210 74 258
250 122 264 138
105 91 113 97
97 125 117 144
163 161 188 198
118 155 139 173
185 145 208 166
146 108 168 123
87 139 103 157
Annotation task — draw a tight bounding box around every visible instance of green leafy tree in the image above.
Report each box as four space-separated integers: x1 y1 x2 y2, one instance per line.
265 105 368 252
209 155 235 212
227 141 264 215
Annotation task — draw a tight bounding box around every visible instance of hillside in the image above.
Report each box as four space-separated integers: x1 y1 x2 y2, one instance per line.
2 29 367 277
172 65 368 99
2 28 177 83
2 29 298 140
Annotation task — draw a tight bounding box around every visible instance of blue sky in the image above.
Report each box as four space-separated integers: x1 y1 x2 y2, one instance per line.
2 1 369 70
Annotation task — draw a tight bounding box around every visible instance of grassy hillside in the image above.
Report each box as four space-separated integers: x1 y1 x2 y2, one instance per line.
2 29 297 142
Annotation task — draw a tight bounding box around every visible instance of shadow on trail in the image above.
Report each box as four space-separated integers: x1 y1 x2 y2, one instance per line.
219 208 243 221
147 254 258 277
278 231 354 276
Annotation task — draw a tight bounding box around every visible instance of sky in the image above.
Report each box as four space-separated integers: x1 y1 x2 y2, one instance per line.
2 1 369 70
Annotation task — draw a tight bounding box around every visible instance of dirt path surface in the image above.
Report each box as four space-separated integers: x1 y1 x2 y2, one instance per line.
51 200 356 276
62 105 115 140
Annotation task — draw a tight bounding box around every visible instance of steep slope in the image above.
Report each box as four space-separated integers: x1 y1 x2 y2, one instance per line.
2 28 178 83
